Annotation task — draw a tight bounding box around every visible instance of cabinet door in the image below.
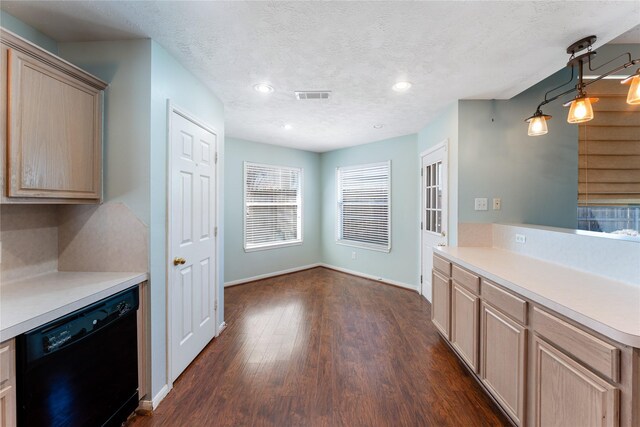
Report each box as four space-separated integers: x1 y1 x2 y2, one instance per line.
7 48 102 200
533 335 619 427
451 282 479 372
431 270 451 339
0 340 16 427
480 302 526 426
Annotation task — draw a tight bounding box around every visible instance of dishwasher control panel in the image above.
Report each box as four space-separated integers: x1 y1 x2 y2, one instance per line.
20 286 139 363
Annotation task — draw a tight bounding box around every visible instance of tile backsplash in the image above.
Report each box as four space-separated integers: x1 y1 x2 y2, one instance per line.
0 202 148 284
493 223 639 285
458 222 639 285
58 203 148 272
0 204 59 282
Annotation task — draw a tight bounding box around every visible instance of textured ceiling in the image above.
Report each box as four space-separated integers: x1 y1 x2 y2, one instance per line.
2 1 639 152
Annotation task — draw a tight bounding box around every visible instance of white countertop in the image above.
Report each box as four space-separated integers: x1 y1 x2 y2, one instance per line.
0 271 148 342
436 247 640 348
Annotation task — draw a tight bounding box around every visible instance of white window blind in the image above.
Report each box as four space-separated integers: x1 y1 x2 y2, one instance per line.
244 162 303 251
336 161 391 252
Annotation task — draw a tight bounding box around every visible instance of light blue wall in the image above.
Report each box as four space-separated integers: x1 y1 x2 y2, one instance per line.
456 43 640 230
320 134 419 288
224 137 321 283
58 41 152 224
149 41 225 395
458 67 578 228
59 39 226 399
417 103 459 246
0 10 58 53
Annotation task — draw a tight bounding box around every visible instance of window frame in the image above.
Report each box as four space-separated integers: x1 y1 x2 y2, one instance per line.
243 161 304 252
335 161 391 253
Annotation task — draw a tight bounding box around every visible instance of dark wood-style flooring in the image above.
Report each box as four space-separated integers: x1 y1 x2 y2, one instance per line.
128 267 509 426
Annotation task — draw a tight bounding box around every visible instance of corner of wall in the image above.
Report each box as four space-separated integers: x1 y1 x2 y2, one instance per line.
0 11 59 54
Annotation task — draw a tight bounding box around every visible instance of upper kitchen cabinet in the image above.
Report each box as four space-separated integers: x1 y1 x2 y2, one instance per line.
0 28 107 203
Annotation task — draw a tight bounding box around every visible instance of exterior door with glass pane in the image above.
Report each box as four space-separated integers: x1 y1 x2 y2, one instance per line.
421 142 448 301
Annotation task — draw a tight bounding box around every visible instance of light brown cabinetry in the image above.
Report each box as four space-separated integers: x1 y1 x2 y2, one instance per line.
0 340 16 427
480 301 526 426
451 282 480 372
0 28 107 203
533 335 619 427
137 281 149 401
532 307 620 383
432 253 638 427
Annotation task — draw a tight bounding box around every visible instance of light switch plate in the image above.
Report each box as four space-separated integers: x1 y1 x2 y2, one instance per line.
474 198 488 211
493 198 501 210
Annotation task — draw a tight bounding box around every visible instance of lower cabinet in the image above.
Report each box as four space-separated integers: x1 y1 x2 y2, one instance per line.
431 270 451 339
431 255 634 426
533 335 619 427
0 340 16 427
451 282 479 373
480 302 526 426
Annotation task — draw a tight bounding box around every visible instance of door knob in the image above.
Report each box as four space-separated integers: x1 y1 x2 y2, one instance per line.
173 257 186 266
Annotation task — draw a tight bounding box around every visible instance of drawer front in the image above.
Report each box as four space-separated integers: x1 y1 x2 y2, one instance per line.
481 279 527 324
433 255 451 277
452 264 480 294
532 307 620 383
533 335 619 427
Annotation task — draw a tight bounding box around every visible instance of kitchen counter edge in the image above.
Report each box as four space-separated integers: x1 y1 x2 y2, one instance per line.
434 247 640 348
0 272 148 342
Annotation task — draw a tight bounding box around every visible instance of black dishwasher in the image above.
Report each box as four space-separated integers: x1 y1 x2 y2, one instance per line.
16 286 139 427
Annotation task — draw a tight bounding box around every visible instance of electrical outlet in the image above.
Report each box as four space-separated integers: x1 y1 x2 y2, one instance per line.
515 234 526 243
474 198 488 211
351 251 357 260
493 198 501 210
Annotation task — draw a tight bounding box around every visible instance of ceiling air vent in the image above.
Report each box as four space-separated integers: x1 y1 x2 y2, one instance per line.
295 91 331 100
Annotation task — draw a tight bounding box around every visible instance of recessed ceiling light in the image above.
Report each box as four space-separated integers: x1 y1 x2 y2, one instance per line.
254 83 274 94
392 81 412 92
373 124 384 129
283 124 293 130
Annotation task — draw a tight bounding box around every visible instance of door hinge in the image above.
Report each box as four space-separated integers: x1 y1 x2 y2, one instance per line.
421 168 423 177
420 275 423 284
214 300 218 311
214 226 218 237
215 152 218 164
420 221 423 230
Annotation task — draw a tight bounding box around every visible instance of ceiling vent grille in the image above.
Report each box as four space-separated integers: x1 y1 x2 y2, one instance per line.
295 91 331 100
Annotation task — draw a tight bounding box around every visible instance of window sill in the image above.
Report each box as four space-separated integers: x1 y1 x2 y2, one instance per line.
336 239 390 253
244 240 303 253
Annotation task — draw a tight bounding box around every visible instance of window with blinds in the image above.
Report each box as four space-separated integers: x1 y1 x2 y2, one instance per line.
336 161 391 252
244 162 303 251
579 79 640 205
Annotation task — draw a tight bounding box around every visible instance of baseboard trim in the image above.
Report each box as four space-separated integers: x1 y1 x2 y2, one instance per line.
150 384 170 409
319 263 418 292
136 399 153 412
224 263 321 287
217 321 227 336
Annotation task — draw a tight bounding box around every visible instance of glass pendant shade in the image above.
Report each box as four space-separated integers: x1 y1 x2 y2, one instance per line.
625 74 640 105
527 115 549 136
567 96 596 123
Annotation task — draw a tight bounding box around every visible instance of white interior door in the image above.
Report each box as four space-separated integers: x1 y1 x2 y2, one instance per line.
421 142 448 301
169 108 217 382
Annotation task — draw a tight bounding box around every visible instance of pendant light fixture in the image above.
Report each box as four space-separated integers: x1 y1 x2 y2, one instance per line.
525 35 639 136
622 69 640 105
565 94 598 124
525 109 552 136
